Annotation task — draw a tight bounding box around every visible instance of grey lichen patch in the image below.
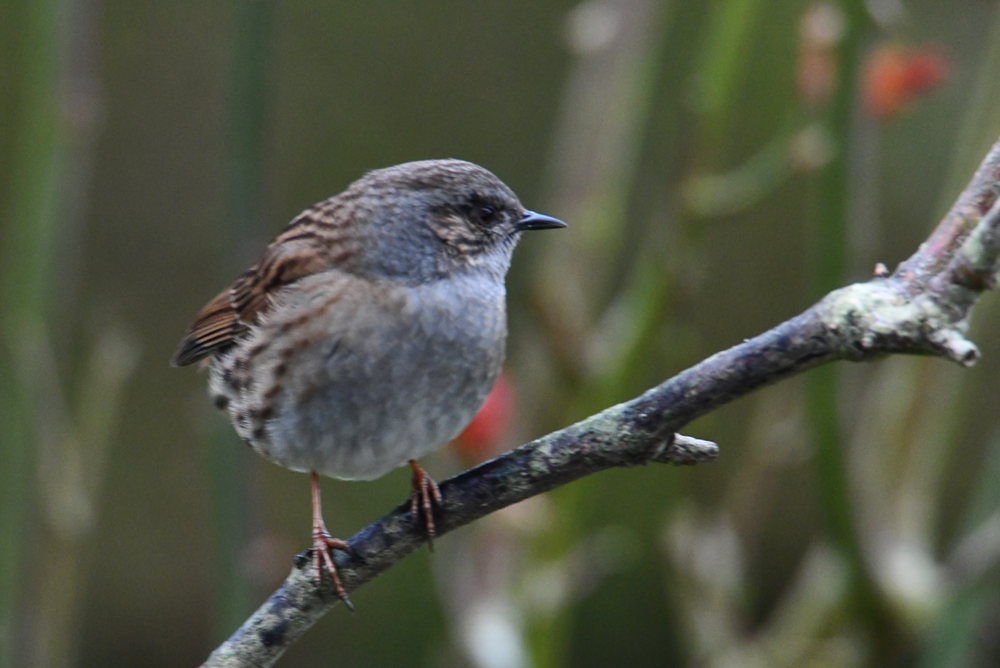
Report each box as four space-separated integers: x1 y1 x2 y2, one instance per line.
527 434 562 474
585 405 633 448
956 196 1000 279
958 226 998 276
817 281 980 366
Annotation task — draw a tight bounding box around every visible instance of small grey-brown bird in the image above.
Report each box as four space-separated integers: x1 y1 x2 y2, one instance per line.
173 159 565 606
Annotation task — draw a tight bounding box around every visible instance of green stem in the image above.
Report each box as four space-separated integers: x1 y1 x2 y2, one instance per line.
207 0 273 642
804 0 883 630
0 0 64 664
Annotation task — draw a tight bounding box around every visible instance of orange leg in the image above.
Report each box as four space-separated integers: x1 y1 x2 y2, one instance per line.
310 471 354 611
408 460 444 550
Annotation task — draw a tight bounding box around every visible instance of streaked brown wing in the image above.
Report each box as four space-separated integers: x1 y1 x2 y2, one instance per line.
171 205 354 367
171 273 250 367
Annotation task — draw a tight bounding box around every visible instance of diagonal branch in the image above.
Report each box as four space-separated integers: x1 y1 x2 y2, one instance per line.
201 135 1000 668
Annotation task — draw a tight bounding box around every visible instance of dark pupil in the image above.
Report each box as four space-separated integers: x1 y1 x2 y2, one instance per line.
479 206 495 222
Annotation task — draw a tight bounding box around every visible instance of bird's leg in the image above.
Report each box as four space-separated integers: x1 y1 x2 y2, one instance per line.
408 459 443 550
310 471 354 611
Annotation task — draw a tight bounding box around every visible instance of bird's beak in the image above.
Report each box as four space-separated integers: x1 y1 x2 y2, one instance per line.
517 210 567 231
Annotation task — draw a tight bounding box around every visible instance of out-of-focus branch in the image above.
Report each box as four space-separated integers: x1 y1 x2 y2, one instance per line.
202 135 1000 667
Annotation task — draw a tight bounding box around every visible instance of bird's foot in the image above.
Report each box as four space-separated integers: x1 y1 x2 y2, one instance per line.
310 471 354 611
311 527 354 611
409 459 443 550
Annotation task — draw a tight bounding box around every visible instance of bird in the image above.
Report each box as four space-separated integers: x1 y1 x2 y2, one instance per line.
172 159 566 607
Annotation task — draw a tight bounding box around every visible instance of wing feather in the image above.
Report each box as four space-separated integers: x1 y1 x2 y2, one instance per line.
171 204 354 367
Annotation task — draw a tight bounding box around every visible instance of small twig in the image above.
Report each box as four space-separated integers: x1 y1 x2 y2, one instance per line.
202 135 1000 667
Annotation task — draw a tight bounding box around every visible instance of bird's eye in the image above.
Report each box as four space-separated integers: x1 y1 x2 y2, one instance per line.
478 206 496 223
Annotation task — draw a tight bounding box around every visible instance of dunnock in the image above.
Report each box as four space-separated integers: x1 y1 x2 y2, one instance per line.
173 159 565 606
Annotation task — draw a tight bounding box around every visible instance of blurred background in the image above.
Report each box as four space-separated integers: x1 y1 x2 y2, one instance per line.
3 0 1000 666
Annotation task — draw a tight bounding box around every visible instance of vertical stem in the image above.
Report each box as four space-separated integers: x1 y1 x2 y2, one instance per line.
0 0 64 664
207 0 273 642
804 0 876 615
225 0 271 260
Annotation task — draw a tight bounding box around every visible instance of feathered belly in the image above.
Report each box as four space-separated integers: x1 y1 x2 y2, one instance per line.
210 276 507 480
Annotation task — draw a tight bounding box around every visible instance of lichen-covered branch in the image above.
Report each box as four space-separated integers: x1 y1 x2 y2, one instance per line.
202 135 1000 668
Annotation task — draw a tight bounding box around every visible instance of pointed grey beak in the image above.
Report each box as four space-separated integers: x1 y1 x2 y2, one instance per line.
517 210 567 231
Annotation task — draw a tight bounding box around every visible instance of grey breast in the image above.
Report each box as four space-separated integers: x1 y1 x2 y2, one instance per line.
226 270 508 480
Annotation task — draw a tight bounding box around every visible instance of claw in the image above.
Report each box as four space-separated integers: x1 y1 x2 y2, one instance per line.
310 471 354 611
409 460 443 550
